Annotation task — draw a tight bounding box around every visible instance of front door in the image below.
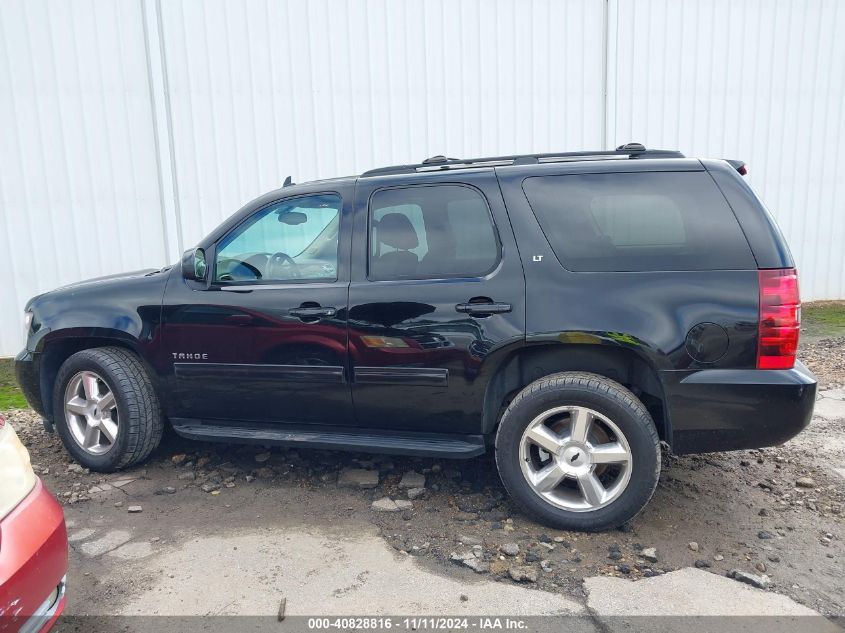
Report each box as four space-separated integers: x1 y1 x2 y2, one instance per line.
162 189 354 425
348 171 526 434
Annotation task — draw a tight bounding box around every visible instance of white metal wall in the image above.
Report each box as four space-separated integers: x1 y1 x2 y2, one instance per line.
0 0 168 357
0 0 843 356
159 0 605 244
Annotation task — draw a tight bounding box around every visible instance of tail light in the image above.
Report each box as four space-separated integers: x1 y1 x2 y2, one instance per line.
757 268 800 369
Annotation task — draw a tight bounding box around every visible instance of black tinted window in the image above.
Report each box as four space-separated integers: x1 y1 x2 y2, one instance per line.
369 185 499 280
522 172 755 272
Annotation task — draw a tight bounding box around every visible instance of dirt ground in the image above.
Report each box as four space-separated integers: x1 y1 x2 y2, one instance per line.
3 332 844 621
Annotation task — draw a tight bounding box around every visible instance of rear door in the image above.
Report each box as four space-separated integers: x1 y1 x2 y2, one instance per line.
348 170 525 434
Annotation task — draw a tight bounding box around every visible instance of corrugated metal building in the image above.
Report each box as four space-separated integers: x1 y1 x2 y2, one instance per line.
1 0 843 356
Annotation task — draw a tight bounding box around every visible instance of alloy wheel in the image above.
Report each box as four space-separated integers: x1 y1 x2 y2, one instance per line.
64 371 119 455
519 405 632 512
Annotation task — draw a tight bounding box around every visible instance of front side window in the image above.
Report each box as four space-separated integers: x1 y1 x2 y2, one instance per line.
368 185 499 281
215 193 341 283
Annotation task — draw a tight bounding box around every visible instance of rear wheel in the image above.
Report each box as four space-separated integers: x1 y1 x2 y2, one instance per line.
53 347 164 472
495 372 660 531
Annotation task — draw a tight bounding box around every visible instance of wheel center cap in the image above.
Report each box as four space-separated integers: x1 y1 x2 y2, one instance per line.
561 445 589 468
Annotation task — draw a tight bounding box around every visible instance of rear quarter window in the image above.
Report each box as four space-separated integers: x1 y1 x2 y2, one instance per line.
522 172 756 272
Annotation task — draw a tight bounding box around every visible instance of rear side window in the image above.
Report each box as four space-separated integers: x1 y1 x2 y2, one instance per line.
522 172 756 272
369 185 499 280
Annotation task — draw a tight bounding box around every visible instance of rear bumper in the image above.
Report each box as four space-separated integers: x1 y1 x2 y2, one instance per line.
663 360 817 454
0 479 68 633
13 351 46 420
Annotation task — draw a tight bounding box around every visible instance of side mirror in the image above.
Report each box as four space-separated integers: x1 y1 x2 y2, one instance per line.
181 248 208 281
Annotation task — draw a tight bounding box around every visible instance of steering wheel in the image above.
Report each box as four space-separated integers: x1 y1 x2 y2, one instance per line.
267 252 301 279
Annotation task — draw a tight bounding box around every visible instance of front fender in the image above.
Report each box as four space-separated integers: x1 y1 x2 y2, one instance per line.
27 273 167 355
21 272 169 419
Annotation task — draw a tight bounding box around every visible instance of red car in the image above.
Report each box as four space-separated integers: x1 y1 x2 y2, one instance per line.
0 414 67 633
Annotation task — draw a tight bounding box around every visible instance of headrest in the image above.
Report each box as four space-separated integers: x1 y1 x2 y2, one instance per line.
376 213 419 250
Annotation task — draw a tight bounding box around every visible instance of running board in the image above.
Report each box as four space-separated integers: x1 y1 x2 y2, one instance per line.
170 419 487 459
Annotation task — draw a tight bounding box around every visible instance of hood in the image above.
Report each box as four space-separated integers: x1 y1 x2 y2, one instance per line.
25 267 172 311
58 268 167 289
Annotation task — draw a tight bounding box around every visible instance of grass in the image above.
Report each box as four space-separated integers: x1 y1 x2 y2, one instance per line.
0 357 27 409
0 300 842 410
802 300 845 340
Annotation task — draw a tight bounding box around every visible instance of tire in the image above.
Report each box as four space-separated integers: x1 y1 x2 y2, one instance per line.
53 347 164 472
494 371 660 532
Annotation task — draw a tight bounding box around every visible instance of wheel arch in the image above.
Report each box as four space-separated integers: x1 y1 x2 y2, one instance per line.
39 331 153 420
481 342 670 445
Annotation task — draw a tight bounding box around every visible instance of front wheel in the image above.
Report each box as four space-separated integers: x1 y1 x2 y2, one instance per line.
53 347 164 472
495 372 660 531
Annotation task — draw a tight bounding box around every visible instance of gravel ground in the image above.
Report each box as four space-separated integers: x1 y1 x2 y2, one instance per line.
801 336 845 389
3 337 844 618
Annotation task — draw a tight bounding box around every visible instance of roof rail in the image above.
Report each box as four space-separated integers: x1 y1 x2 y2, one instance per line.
360 143 685 177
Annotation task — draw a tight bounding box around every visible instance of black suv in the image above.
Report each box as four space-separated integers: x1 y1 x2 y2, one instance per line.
16 144 816 531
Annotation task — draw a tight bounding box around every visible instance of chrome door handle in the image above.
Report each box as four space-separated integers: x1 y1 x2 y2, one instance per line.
455 302 512 315
289 306 337 319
